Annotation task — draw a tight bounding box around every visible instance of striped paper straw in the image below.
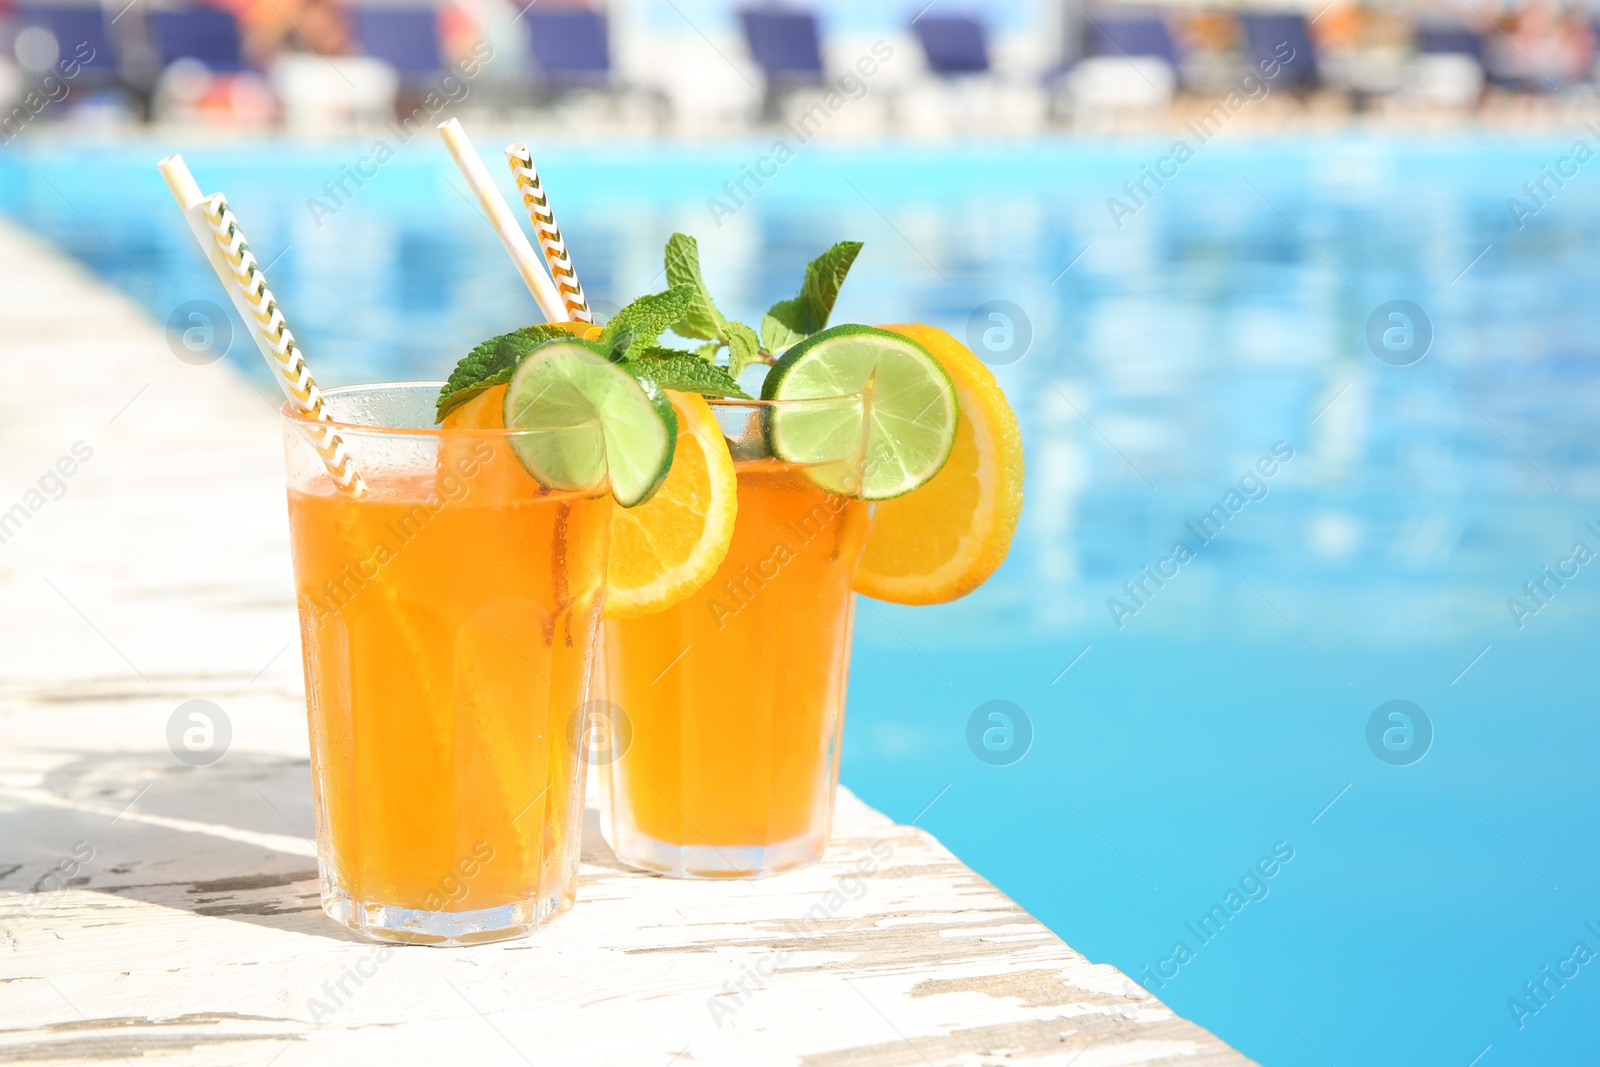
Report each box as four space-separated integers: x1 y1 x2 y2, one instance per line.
436 119 569 323
504 142 592 324
200 193 367 495
156 154 366 496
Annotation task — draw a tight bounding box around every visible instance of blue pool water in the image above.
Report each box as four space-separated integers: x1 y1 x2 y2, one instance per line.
5 134 1599 1065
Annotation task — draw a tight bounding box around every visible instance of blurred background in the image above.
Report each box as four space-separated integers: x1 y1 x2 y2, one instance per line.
2 0 1600 134
4 0 1600 1065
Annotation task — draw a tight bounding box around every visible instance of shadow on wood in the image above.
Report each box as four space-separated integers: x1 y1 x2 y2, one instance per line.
2 749 640 945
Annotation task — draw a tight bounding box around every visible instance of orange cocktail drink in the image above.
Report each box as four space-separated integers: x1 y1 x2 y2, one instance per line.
283 383 609 944
599 399 870 878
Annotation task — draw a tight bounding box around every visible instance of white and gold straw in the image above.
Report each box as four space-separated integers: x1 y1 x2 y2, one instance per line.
435 118 569 323
156 155 367 495
504 142 592 324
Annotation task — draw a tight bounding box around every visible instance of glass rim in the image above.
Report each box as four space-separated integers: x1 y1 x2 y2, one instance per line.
281 380 600 438
282 380 869 437
704 392 867 409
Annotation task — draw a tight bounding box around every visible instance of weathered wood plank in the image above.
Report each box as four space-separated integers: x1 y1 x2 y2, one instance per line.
0 217 1253 1066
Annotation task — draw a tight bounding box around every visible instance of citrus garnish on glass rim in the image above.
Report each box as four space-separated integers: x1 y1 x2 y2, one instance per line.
500 338 678 508
604 390 738 619
761 323 959 501
852 323 1024 605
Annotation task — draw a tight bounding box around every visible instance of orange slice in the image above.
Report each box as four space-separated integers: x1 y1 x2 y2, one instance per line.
852 323 1023 605
444 379 736 618
603 390 737 619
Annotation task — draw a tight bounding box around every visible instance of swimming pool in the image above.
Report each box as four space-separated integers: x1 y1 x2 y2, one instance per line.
5 133 1598 1065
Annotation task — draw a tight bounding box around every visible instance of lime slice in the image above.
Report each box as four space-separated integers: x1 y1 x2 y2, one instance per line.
502 339 677 507
761 324 958 500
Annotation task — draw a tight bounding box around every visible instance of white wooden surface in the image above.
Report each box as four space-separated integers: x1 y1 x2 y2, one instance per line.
0 219 1254 1066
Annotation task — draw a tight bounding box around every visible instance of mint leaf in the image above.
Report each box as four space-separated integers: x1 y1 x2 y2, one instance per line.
663 232 771 375
606 326 638 362
801 240 863 325
626 347 750 399
724 321 763 379
760 298 807 353
761 240 863 352
437 323 572 421
601 285 695 360
664 233 727 342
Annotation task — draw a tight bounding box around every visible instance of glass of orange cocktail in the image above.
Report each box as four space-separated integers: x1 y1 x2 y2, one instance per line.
282 383 610 944
164 136 1019 934
599 394 872 878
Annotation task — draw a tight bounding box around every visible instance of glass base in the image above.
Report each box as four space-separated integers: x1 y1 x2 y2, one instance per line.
607 827 825 879
320 881 574 946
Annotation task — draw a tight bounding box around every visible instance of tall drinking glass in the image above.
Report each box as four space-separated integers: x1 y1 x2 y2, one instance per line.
282 383 610 944
598 394 871 878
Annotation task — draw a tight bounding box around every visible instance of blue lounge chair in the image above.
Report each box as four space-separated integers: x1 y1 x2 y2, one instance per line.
1238 12 1316 89
738 7 824 117
147 7 243 72
914 15 988 75
1408 22 1486 105
1048 10 1179 123
1415 24 1485 62
11 2 119 85
353 7 444 84
739 7 823 85
1085 13 1178 66
524 7 610 91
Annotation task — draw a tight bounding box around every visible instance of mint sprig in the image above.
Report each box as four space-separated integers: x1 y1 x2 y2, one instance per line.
665 233 729 341
662 234 864 371
625 348 749 398
724 321 761 378
437 323 573 420
438 235 864 419
601 285 695 361
760 241 862 354
665 233 768 379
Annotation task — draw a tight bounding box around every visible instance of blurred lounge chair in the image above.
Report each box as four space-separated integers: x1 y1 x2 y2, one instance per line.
906 14 1047 134
1408 22 1486 108
1059 11 1177 123
11 2 121 88
1086 13 1179 67
738 6 824 118
914 15 989 76
524 7 610 92
147 6 284 126
1482 7 1592 91
147 7 243 71
1238 12 1317 90
1416 24 1486 61
902 13 1036 134
269 49 397 133
1166 9 1246 93
352 6 443 87
522 7 667 128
